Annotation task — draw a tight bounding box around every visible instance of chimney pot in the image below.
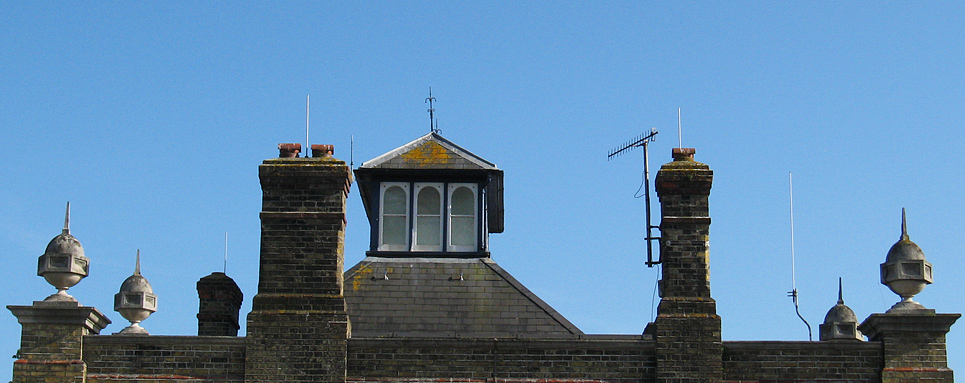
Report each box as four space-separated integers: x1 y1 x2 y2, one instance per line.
278 143 302 158
672 147 696 161
312 144 335 158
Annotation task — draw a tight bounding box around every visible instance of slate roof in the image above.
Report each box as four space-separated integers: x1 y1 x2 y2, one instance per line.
359 132 497 170
344 257 582 338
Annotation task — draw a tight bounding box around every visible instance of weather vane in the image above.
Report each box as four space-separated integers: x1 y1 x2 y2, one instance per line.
425 87 437 133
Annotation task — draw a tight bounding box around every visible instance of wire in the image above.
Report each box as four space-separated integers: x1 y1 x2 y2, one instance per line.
633 152 647 198
650 266 661 322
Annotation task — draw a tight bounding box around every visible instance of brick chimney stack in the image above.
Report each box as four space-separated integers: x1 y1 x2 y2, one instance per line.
244 144 353 382
196 272 243 336
652 147 722 382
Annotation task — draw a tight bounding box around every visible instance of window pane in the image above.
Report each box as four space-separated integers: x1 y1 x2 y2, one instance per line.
382 216 407 245
383 186 407 214
451 187 474 215
417 188 440 214
449 185 476 250
451 217 474 246
417 216 441 246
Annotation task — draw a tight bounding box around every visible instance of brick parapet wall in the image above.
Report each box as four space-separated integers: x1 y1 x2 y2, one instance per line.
83 335 246 382
347 336 656 383
859 313 959 382
722 341 883 382
9 303 111 383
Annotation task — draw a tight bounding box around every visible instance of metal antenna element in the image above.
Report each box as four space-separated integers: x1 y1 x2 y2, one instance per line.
306 95 310 154
63 201 71 234
224 232 228 274
787 172 813 341
350 135 354 168
425 87 437 133
608 127 661 267
677 108 682 149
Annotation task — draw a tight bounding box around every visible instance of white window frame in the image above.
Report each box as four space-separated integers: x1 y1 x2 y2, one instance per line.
447 183 478 252
378 182 410 251
412 183 444 252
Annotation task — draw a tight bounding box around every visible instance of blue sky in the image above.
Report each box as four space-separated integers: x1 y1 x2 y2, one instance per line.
2 2 964 378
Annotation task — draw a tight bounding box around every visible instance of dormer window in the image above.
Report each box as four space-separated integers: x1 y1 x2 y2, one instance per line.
377 181 479 253
357 132 503 257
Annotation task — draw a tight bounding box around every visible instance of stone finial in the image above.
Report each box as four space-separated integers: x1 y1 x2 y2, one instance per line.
37 202 90 302
114 250 158 335
820 278 863 341
880 208 933 313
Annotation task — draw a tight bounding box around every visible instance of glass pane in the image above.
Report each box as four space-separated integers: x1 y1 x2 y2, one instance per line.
451 217 475 247
382 216 406 245
451 187 474 215
383 186 407 215
417 187 441 215
417 216 441 246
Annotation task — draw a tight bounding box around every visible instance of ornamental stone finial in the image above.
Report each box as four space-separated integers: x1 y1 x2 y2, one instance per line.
880 208 933 313
114 250 158 335
37 202 90 302
820 278 862 341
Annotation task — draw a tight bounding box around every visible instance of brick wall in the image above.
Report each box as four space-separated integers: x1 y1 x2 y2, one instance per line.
13 323 88 383
860 313 959 382
9 303 110 383
347 336 655 383
722 341 883 382
83 335 246 382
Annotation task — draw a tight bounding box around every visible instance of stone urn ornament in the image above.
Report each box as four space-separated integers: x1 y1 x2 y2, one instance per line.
37 202 90 302
114 250 158 335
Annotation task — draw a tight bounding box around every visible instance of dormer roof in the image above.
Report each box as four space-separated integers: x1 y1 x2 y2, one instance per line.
359 132 497 170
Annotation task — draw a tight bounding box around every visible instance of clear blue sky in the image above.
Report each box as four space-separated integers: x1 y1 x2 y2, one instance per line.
2 2 964 379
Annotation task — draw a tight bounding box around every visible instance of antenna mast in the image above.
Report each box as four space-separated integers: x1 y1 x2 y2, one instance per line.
787 172 812 340
608 127 660 267
306 95 310 154
223 232 228 274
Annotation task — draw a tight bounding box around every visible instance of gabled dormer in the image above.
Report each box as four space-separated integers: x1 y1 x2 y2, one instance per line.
355 132 503 257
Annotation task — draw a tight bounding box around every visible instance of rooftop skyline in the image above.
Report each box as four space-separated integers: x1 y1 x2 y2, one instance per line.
2 2 963 379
